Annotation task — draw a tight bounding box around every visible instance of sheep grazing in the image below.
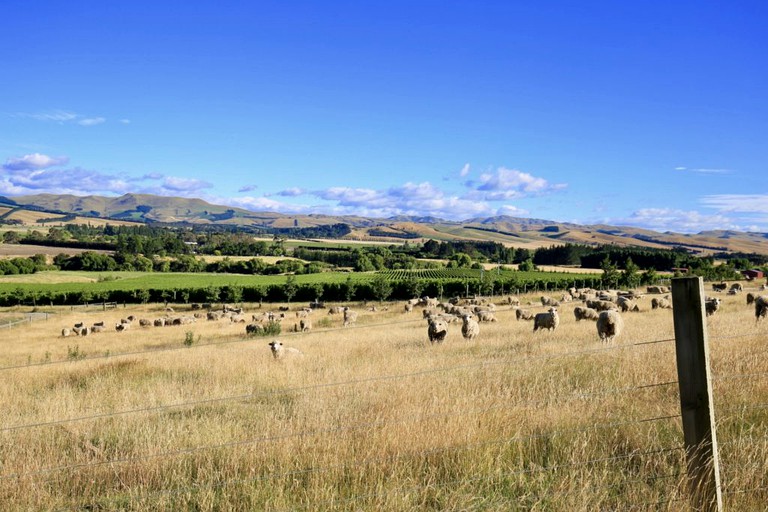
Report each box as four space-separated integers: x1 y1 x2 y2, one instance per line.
755 296 768 322
533 307 560 332
427 318 448 343
585 299 617 312
268 340 303 359
651 297 672 310
460 314 480 340
154 318 166 327
300 318 312 332
516 308 535 321
327 306 344 315
61 328 71 337
343 308 358 327
746 293 756 305
404 302 414 313
91 325 105 333
705 298 721 317
573 306 599 322
712 283 728 292
729 283 744 294
596 310 624 343
616 296 640 313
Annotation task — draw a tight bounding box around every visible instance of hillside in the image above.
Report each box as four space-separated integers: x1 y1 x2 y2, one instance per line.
4 193 768 255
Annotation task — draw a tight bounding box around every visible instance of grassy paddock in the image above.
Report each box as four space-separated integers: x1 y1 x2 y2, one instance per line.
0 287 765 510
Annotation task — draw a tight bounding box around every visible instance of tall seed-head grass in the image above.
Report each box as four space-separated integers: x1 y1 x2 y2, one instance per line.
0 289 765 510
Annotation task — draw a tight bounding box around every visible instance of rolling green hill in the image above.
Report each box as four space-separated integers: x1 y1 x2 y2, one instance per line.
6 193 768 255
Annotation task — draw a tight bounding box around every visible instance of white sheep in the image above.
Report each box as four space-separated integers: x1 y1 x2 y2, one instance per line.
343 307 358 327
300 318 312 332
533 307 560 332
475 310 497 322
515 308 535 321
573 306 599 322
705 298 721 317
596 310 624 343
427 318 448 343
461 314 480 340
616 296 640 313
268 340 303 359
651 297 672 310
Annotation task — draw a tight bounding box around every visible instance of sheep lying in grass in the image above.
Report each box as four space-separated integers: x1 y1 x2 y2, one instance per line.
596 310 624 343
427 318 448 343
515 308 535 321
573 306 599 322
651 297 672 310
461 314 480 340
268 340 303 359
705 298 721 317
533 307 559 332
474 310 497 323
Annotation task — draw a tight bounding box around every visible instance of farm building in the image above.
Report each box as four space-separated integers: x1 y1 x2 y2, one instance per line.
742 269 764 280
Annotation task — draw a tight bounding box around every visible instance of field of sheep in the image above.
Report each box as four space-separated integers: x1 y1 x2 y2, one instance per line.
0 283 766 510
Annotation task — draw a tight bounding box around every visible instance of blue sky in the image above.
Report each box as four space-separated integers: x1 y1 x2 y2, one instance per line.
1 1 766 233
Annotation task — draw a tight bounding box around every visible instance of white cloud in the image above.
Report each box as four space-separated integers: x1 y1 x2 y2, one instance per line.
304 181 494 220
675 166 733 175
161 176 212 193
275 187 306 197
459 163 470 177
0 167 132 196
3 153 69 171
15 110 110 127
120 119 131 124
18 110 78 123
497 205 529 216
471 167 566 201
226 195 311 214
78 117 106 126
614 208 741 233
238 185 258 193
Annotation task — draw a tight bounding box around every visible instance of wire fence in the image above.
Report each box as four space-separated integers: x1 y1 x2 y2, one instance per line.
1 287 766 510
0 311 51 329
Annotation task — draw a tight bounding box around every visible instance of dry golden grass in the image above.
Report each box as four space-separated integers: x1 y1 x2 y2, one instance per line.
0 287 765 510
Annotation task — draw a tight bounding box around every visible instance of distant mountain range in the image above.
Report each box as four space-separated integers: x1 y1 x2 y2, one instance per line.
3 193 768 255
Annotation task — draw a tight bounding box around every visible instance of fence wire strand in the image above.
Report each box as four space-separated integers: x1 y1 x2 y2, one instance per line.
57 436 683 510
0 310 676 374
1 406 681 482
0 367 679 434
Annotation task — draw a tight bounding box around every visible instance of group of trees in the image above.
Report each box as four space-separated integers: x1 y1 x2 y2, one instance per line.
2 221 766 285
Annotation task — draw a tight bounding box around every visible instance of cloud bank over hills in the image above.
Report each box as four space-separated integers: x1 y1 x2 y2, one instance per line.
2 152 766 234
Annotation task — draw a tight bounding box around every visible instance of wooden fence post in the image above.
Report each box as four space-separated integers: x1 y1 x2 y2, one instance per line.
671 277 722 512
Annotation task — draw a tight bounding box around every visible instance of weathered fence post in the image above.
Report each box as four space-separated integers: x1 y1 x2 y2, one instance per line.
671 277 722 512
